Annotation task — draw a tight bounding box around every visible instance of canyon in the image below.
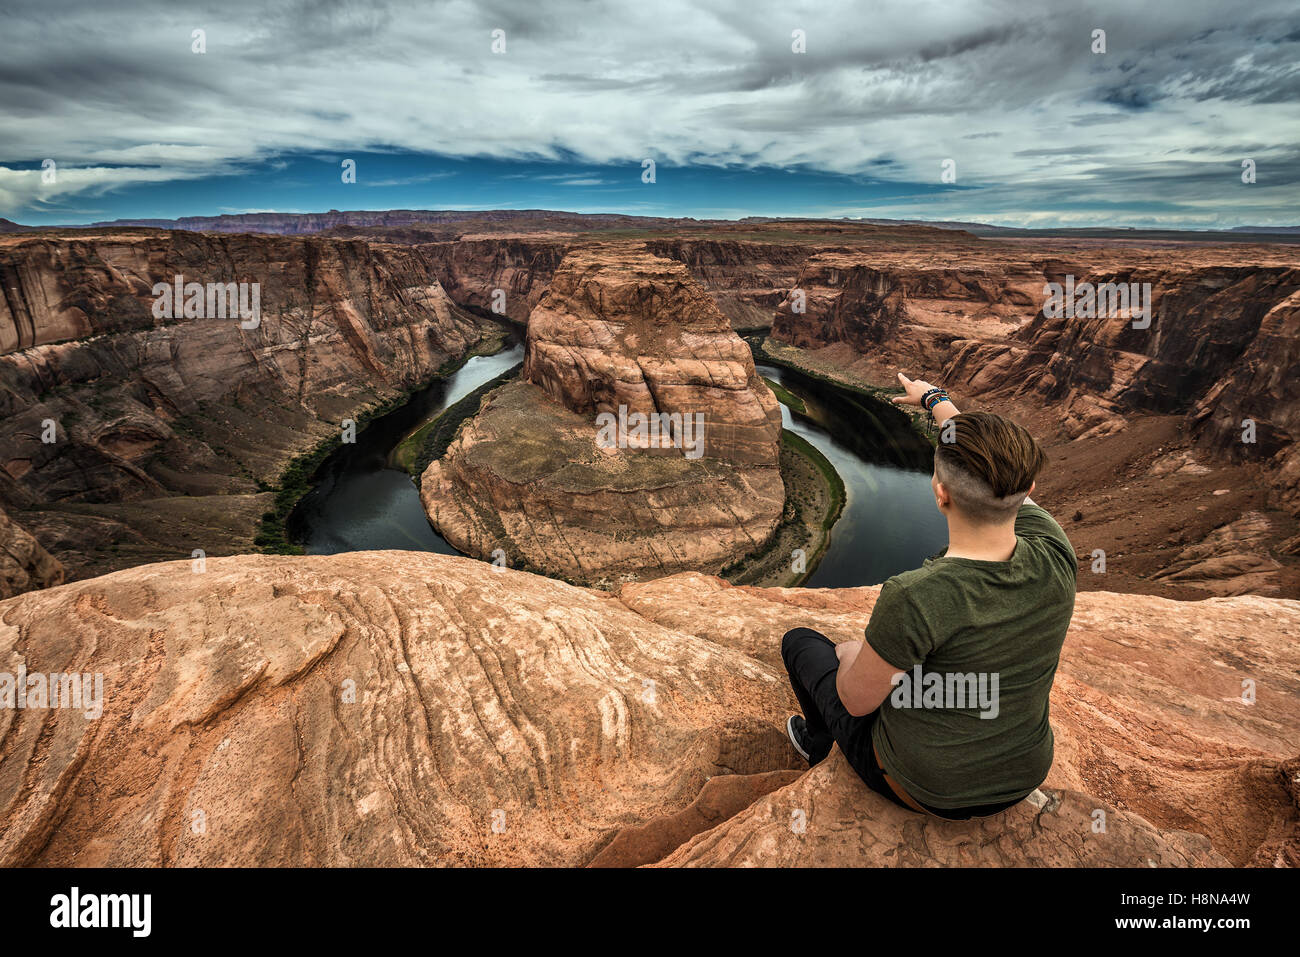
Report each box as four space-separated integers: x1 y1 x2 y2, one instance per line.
764 235 1300 598
0 230 490 594
0 211 1297 870
2 217 1298 600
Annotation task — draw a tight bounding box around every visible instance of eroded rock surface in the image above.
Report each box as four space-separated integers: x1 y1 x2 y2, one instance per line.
0 553 796 866
620 573 1300 867
523 247 783 466
10 221 1296 603
419 380 784 583
0 554 1294 868
657 758 1229 867
765 240 1300 598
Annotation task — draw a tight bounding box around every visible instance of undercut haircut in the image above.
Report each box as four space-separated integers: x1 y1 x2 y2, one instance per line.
934 411 1047 525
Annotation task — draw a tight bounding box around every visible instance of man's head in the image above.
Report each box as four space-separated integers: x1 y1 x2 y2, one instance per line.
932 411 1046 526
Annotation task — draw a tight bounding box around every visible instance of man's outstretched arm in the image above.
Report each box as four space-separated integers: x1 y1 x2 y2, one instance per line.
893 371 961 427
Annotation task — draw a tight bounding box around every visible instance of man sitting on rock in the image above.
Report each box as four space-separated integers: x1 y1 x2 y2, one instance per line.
783 374 1077 820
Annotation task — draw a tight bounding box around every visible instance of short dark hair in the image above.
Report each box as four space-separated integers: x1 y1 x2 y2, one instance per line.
934 411 1047 524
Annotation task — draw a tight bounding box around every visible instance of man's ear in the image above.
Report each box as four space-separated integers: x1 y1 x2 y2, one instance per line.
1027 479 1037 497
934 480 950 509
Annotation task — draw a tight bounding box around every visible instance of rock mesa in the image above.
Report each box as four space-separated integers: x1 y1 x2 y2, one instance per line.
420 248 784 584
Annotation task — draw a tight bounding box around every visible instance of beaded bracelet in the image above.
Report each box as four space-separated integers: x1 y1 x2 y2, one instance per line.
919 388 949 412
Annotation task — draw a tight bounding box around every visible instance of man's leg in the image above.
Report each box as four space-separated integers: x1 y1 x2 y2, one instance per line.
780 627 879 762
780 627 841 759
780 627 917 812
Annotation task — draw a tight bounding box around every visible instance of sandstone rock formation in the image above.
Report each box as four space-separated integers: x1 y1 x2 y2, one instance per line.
0 553 1293 867
1188 281 1300 515
945 265 1300 454
420 248 785 584
0 506 63 599
47 213 808 331
420 232 810 340
0 553 797 866
408 223 1300 600
655 758 1229 867
523 248 783 466
0 231 488 581
421 237 571 324
771 246 1300 462
419 380 785 583
642 238 808 330
1153 511 1284 596
772 253 1038 356
6 219 1297 604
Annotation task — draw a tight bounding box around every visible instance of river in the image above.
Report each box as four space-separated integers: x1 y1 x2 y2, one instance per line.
288 335 526 555
290 343 949 587
756 363 948 587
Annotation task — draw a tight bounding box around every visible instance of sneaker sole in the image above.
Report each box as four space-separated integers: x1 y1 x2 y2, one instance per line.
786 715 812 761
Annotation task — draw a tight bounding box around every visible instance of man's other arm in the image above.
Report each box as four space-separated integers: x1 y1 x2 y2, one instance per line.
835 639 901 717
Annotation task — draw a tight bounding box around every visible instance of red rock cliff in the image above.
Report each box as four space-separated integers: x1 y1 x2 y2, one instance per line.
0 230 487 586
0 552 1292 867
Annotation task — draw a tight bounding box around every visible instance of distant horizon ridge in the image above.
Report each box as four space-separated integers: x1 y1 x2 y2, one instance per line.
1 209 1297 239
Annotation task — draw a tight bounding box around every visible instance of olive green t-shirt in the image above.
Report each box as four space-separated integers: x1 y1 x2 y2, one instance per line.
865 503 1077 809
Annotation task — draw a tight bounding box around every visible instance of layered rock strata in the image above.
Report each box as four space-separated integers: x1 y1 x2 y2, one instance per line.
766 241 1300 598
0 231 487 587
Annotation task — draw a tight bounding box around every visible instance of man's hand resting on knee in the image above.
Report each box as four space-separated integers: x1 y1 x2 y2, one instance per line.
835 640 862 666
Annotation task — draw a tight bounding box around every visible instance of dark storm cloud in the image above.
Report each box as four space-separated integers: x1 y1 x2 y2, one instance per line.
0 0 1297 225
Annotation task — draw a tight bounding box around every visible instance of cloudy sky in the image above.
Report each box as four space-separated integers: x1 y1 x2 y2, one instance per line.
2 0 1298 227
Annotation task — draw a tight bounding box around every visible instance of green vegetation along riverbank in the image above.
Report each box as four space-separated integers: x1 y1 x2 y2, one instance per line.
762 375 806 414
722 428 846 588
396 362 524 478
